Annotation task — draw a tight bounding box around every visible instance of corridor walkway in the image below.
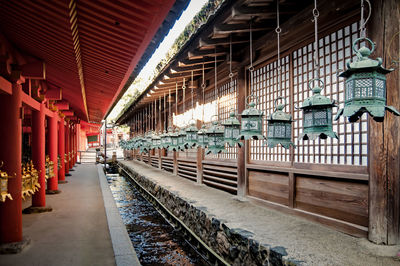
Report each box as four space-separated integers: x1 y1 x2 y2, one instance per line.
0 165 115 266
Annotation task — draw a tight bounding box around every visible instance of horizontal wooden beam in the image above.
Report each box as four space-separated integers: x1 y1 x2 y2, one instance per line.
179 56 225 66
0 76 12 95
188 48 226 58
22 91 40 111
199 36 249 47
55 101 69 110
213 23 273 34
21 61 46 80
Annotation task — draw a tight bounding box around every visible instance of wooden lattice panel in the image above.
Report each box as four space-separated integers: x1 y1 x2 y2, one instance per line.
250 22 368 166
204 78 238 160
250 56 291 162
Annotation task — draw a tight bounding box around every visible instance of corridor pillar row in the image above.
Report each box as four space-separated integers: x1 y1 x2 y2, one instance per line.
65 123 70 176
31 102 46 208
0 82 23 244
47 115 59 193
58 117 66 183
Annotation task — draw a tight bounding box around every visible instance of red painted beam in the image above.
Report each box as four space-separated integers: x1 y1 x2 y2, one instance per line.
45 83 62 100
22 91 40 111
63 110 74 116
0 76 12 95
55 101 69 110
21 61 46 80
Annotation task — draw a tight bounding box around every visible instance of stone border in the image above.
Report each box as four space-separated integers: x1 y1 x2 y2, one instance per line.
119 162 297 266
97 165 141 266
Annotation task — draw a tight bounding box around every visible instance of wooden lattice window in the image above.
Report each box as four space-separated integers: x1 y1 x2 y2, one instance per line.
204 78 238 160
250 22 368 166
250 56 291 162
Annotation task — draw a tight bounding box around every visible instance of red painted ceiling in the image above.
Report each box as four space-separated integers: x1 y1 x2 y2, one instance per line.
0 0 175 122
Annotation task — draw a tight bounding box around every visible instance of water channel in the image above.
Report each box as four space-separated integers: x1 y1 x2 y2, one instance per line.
106 173 209 265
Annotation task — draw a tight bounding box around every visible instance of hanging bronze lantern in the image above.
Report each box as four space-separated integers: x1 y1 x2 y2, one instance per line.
160 130 167 149
177 127 187 151
300 79 338 140
168 128 180 151
206 116 225 154
197 124 209 148
238 95 266 140
335 38 399 122
140 132 152 153
185 120 198 148
164 127 173 149
266 97 295 149
151 131 161 149
222 108 242 147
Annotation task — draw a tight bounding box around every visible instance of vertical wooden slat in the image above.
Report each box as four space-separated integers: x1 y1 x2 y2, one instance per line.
384 0 400 245
173 150 178 175
237 65 247 197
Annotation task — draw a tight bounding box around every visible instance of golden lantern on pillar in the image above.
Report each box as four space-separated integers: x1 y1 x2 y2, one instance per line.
0 161 14 202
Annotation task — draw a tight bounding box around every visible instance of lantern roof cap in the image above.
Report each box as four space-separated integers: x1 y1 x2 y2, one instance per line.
301 79 335 108
340 38 393 78
185 121 198 132
206 121 224 134
198 124 208 135
268 108 293 121
241 103 264 116
222 110 240 126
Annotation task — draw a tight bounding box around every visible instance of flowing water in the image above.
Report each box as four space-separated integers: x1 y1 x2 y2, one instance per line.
107 174 209 266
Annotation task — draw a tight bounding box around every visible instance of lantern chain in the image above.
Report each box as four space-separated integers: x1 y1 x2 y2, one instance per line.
191 70 194 119
229 35 234 91
164 92 166 131
182 77 186 118
249 18 254 95
201 63 206 124
214 48 219 120
169 88 171 126
360 0 371 39
276 0 283 98
312 0 320 80
159 96 161 132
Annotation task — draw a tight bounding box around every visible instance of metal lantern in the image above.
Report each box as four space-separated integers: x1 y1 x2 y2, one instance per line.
168 128 180 151
238 95 266 140
160 130 167 149
222 108 242 147
206 117 226 154
335 38 399 122
177 127 187 151
164 127 173 149
0 162 13 202
197 124 209 148
140 132 151 153
185 120 198 148
300 79 338 140
151 131 161 149
266 97 295 149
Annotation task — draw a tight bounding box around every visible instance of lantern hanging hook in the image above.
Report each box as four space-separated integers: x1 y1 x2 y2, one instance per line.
248 18 254 72
312 0 320 79
275 0 284 97
191 70 194 119
352 37 375 59
274 96 287 111
360 0 371 39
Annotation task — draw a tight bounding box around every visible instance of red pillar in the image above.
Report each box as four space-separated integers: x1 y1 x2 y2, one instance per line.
58 117 66 183
65 123 70 175
0 82 23 244
31 103 46 207
47 114 59 192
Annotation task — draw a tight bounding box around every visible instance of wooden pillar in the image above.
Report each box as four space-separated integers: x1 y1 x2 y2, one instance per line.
65 123 70 176
31 102 46 207
237 65 247 197
368 0 400 245
0 81 23 244
195 120 204 184
46 114 59 193
173 151 178 175
58 116 66 183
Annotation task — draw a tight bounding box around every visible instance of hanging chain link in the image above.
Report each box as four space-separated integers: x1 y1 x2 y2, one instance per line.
182 78 186 117
360 0 371 39
201 63 206 123
276 0 282 97
249 18 254 95
169 88 171 126
215 49 219 120
164 92 166 131
191 70 194 119
229 35 234 92
313 0 320 80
